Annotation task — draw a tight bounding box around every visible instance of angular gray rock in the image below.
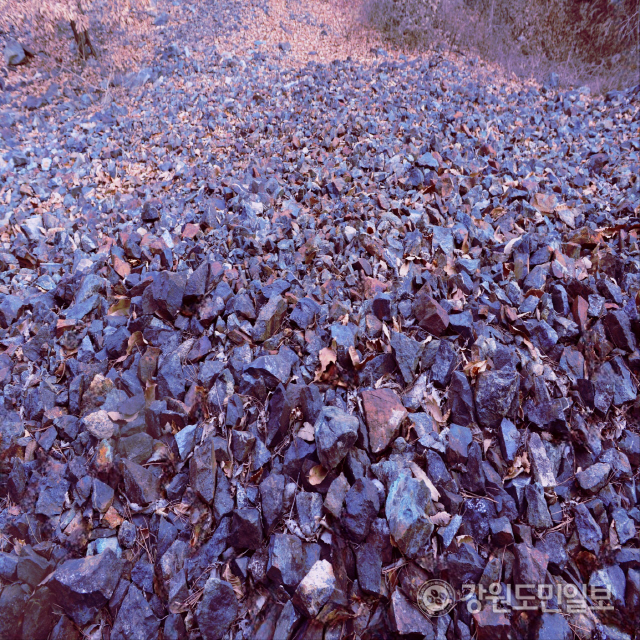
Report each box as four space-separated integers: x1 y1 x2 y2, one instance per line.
525 482 552 529
314 405 359 469
385 474 434 558
576 462 610 493
4 39 26 65
267 533 304 588
390 330 423 384
528 432 556 488
448 371 476 425
122 459 161 505
50 549 123 625
589 564 627 607
534 613 572 640
573 503 603 553
498 418 520 464
111 584 160 640
253 294 288 342
391 588 435 636
273 600 301 640
475 369 519 428
341 477 381 542
260 472 285 533
189 438 216 504
297 491 324 537
447 423 473 464
196 577 239 640
324 473 350 518
231 508 263 549
293 560 336 617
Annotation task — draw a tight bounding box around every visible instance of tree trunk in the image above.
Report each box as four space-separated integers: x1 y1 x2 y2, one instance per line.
70 20 97 58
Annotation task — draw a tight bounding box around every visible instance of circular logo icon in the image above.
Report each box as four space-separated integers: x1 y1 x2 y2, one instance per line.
417 579 456 617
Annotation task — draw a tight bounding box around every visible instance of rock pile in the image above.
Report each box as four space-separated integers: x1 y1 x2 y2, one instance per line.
0 2 638 638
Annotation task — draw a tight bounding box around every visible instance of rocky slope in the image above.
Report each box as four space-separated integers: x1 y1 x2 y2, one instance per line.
0 1 639 639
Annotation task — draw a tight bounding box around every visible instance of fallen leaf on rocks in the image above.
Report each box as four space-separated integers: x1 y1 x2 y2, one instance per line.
429 511 452 527
316 347 337 378
107 298 130 316
144 382 157 407
407 460 440 501
348 345 361 368
298 422 315 442
463 359 488 377
24 439 37 462
0 5 635 637
126 331 145 355
504 452 530 480
223 564 244 599
522 338 541 360
308 464 328 486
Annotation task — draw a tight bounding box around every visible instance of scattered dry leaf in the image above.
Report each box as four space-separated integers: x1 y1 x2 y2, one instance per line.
504 451 530 480
126 331 145 355
407 460 440 501
298 422 316 441
610 519 621 550
107 298 130 316
429 511 452 527
463 359 488 377
307 464 328 486
317 347 336 374
223 564 244 599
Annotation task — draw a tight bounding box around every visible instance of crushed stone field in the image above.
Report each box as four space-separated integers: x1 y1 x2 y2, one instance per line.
0 1 639 639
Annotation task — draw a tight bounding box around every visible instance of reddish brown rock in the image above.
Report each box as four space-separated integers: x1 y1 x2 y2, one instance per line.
363 277 388 297
182 223 200 239
569 227 601 248
413 293 449 336
362 388 408 454
572 295 588 332
473 608 511 640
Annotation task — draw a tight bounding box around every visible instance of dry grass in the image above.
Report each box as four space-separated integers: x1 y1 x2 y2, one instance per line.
360 0 640 93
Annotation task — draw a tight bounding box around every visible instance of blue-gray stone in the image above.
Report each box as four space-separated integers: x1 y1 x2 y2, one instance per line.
385 474 434 558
